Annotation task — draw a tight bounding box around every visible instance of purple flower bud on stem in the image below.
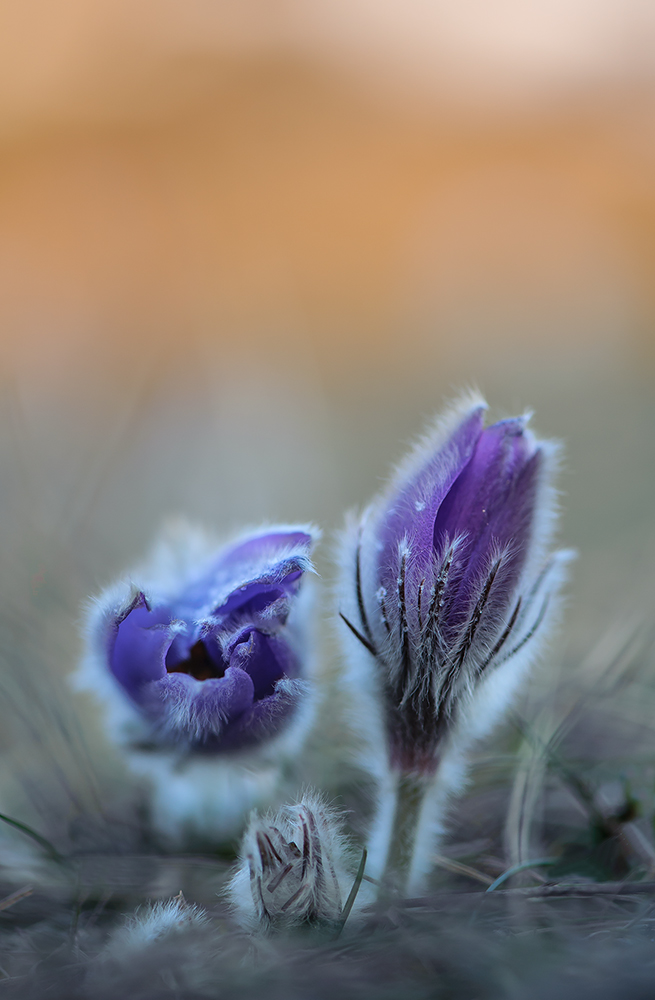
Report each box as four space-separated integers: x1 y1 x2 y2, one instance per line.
338 393 572 893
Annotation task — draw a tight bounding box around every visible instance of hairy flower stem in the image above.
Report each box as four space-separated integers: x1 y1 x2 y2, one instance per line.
374 771 431 896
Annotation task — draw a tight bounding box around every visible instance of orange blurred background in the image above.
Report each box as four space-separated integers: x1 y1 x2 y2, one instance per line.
1 0 654 645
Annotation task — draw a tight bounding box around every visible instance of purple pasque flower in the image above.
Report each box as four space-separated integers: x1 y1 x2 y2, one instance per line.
86 525 317 752
339 393 569 776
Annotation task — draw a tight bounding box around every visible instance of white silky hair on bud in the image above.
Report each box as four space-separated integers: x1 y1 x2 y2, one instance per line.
229 792 367 930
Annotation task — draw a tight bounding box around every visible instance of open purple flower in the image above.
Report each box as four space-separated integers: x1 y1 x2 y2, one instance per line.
83 525 317 753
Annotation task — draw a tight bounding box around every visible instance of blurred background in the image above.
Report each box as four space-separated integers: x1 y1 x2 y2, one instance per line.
1 0 655 805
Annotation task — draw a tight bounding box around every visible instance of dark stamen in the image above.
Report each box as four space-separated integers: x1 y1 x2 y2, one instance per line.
434 543 456 620
306 809 330 895
339 612 378 657
417 578 426 630
280 883 310 912
167 640 225 682
257 831 284 868
379 592 391 634
355 537 375 645
397 551 412 693
501 594 550 663
478 598 522 673
425 542 456 664
452 557 502 670
301 816 311 880
267 863 294 893
518 557 554 621
435 558 502 722
256 875 270 919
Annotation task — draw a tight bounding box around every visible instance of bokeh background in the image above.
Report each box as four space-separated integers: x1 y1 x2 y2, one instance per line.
1 1 655 812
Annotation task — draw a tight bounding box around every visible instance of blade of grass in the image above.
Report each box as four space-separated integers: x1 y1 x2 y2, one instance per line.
486 858 557 893
334 848 367 938
0 885 32 912
433 855 494 886
0 811 64 863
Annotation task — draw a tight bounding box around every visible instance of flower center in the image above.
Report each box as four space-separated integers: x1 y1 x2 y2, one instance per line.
166 640 226 682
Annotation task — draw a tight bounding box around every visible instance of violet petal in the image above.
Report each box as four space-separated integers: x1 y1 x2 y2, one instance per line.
433 418 541 635
151 667 255 742
109 594 172 701
220 531 312 569
216 683 304 751
174 530 312 619
374 405 484 586
228 629 294 700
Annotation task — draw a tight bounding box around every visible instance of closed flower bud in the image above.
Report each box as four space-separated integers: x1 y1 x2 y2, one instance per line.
338 393 572 891
77 522 319 845
229 793 359 930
